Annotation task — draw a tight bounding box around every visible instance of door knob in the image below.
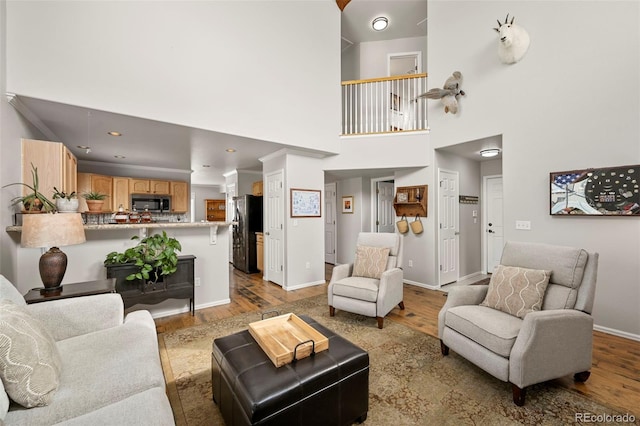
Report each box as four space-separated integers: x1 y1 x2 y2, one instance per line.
265 232 270 236
488 229 494 233
488 223 493 226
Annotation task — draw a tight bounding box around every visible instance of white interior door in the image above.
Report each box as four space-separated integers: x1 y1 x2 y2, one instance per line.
439 170 459 285
376 181 395 232
485 176 504 273
324 182 337 264
265 170 284 286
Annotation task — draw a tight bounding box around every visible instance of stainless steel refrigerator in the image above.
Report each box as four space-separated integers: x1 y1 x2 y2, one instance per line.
232 194 263 273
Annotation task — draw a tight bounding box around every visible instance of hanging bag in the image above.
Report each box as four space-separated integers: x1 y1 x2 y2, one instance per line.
396 214 409 234
410 214 424 234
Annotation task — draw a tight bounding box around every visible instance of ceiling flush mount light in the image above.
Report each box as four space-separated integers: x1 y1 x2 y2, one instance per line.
226 148 236 153
480 148 501 158
108 131 122 137
372 17 388 31
202 165 211 168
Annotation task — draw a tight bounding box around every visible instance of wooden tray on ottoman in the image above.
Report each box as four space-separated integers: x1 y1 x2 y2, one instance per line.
248 313 329 367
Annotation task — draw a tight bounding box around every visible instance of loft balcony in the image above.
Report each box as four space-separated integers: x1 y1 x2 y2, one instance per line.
341 73 428 136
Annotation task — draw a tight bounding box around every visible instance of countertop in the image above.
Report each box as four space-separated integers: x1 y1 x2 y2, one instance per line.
6 221 232 232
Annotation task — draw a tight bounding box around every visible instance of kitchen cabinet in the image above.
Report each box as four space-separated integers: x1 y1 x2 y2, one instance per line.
112 177 130 210
205 199 226 221
252 181 263 196
129 179 170 195
21 138 77 199
171 181 189 212
77 173 114 212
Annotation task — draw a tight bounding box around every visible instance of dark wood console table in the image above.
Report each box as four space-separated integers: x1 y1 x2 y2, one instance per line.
105 255 196 315
24 278 116 304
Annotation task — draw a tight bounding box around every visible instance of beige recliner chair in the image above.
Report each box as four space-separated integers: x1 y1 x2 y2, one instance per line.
438 241 599 405
328 232 404 329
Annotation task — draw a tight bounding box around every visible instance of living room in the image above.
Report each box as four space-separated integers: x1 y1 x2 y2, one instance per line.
0 0 639 424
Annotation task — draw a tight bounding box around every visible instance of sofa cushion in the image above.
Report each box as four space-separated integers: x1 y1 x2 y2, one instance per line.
0 300 62 407
0 275 26 307
0 373 9 420
353 245 390 279
445 305 523 357
481 265 551 319
332 277 379 302
4 310 165 425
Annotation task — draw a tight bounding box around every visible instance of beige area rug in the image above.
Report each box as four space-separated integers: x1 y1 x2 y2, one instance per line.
159 295 634 425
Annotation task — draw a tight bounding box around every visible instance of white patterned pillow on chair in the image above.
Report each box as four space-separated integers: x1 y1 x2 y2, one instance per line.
353 245 390 279
0 300 62 407
480 265 552 319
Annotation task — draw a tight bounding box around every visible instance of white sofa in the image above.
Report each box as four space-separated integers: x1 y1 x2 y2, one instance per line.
0 275 175 425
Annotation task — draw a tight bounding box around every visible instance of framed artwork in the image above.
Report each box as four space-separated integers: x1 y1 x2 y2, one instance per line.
290 188 321 218
342 196 354 214
550 165 640 216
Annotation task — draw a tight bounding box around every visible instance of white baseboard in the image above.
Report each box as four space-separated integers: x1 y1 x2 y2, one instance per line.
148 298 231 319
404 279 440 290
285 280 326 291
457 271 484 282
594 324 640 342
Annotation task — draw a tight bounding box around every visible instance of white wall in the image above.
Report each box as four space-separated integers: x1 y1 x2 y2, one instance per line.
336 177 364 264
359 36 427 79
192 185 224 222
6 1 341 154
429 1 640 337
284 154 325 290
9 226 230 317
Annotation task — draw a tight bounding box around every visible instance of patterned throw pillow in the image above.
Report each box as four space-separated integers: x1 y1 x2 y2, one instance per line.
0 300 62 407
480 265 552 319
352 245 390 279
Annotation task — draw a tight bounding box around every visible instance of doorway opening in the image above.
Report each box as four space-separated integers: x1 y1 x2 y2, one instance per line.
388 51 422 76
371 176 395 233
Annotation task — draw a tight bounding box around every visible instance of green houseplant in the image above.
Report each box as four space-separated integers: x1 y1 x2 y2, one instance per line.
104 231 182 285
53 187 78 212
2 163 56 212
82 191 108 212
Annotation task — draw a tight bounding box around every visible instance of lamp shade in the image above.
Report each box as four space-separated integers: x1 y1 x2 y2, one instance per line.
21 213 86 248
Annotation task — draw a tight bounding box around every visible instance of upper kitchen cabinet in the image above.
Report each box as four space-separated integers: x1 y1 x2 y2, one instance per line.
129 178 170 195
170 181 189 212
112 177 130 210
77 173 114 212
21 138 77 199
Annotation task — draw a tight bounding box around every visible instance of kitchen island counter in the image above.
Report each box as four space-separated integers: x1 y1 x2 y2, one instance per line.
6 221 231 232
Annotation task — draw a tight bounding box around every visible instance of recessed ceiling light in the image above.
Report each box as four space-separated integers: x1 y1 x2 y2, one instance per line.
226 148 236 153
480 148 501 158
372 17 388 31
77 145 90 149
114 155 126 159
107 131 122 137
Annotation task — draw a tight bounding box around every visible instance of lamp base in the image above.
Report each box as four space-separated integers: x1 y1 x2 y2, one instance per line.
39 247 67 290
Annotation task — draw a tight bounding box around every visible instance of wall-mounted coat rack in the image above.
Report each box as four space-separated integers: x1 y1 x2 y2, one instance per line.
393 185 428 217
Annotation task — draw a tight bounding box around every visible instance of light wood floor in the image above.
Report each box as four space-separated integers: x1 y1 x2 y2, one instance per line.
155 264 640 416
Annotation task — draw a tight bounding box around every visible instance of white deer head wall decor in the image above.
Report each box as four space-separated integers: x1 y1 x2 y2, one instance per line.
494 14 530 64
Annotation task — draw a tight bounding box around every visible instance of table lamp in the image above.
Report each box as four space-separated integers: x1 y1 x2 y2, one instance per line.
21 213 86 292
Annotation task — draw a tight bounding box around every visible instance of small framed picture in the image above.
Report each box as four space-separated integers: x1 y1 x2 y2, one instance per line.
342 196 354 214
397 192 408 203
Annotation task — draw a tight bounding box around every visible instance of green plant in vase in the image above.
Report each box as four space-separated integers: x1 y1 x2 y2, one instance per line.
2 163 56 212
104 231 182 286
82 191 108 212
53 187 78 212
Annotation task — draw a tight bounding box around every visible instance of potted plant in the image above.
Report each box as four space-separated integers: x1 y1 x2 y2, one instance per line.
2 163 56 212
53 187 78 212
104 231 182 289
82 191 108 212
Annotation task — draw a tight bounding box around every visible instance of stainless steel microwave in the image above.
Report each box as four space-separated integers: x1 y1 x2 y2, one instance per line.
130 195 171 212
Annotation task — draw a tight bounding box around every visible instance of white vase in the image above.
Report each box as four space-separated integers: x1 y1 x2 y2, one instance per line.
56 198 79 213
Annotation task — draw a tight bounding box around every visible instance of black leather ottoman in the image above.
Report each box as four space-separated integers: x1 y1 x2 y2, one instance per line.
211 315 369 426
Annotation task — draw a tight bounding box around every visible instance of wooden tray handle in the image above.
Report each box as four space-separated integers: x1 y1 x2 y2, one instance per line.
292 339 315 363
261 310 280 320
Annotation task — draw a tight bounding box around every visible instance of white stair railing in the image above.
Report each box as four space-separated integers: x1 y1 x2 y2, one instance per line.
341 73 428 136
